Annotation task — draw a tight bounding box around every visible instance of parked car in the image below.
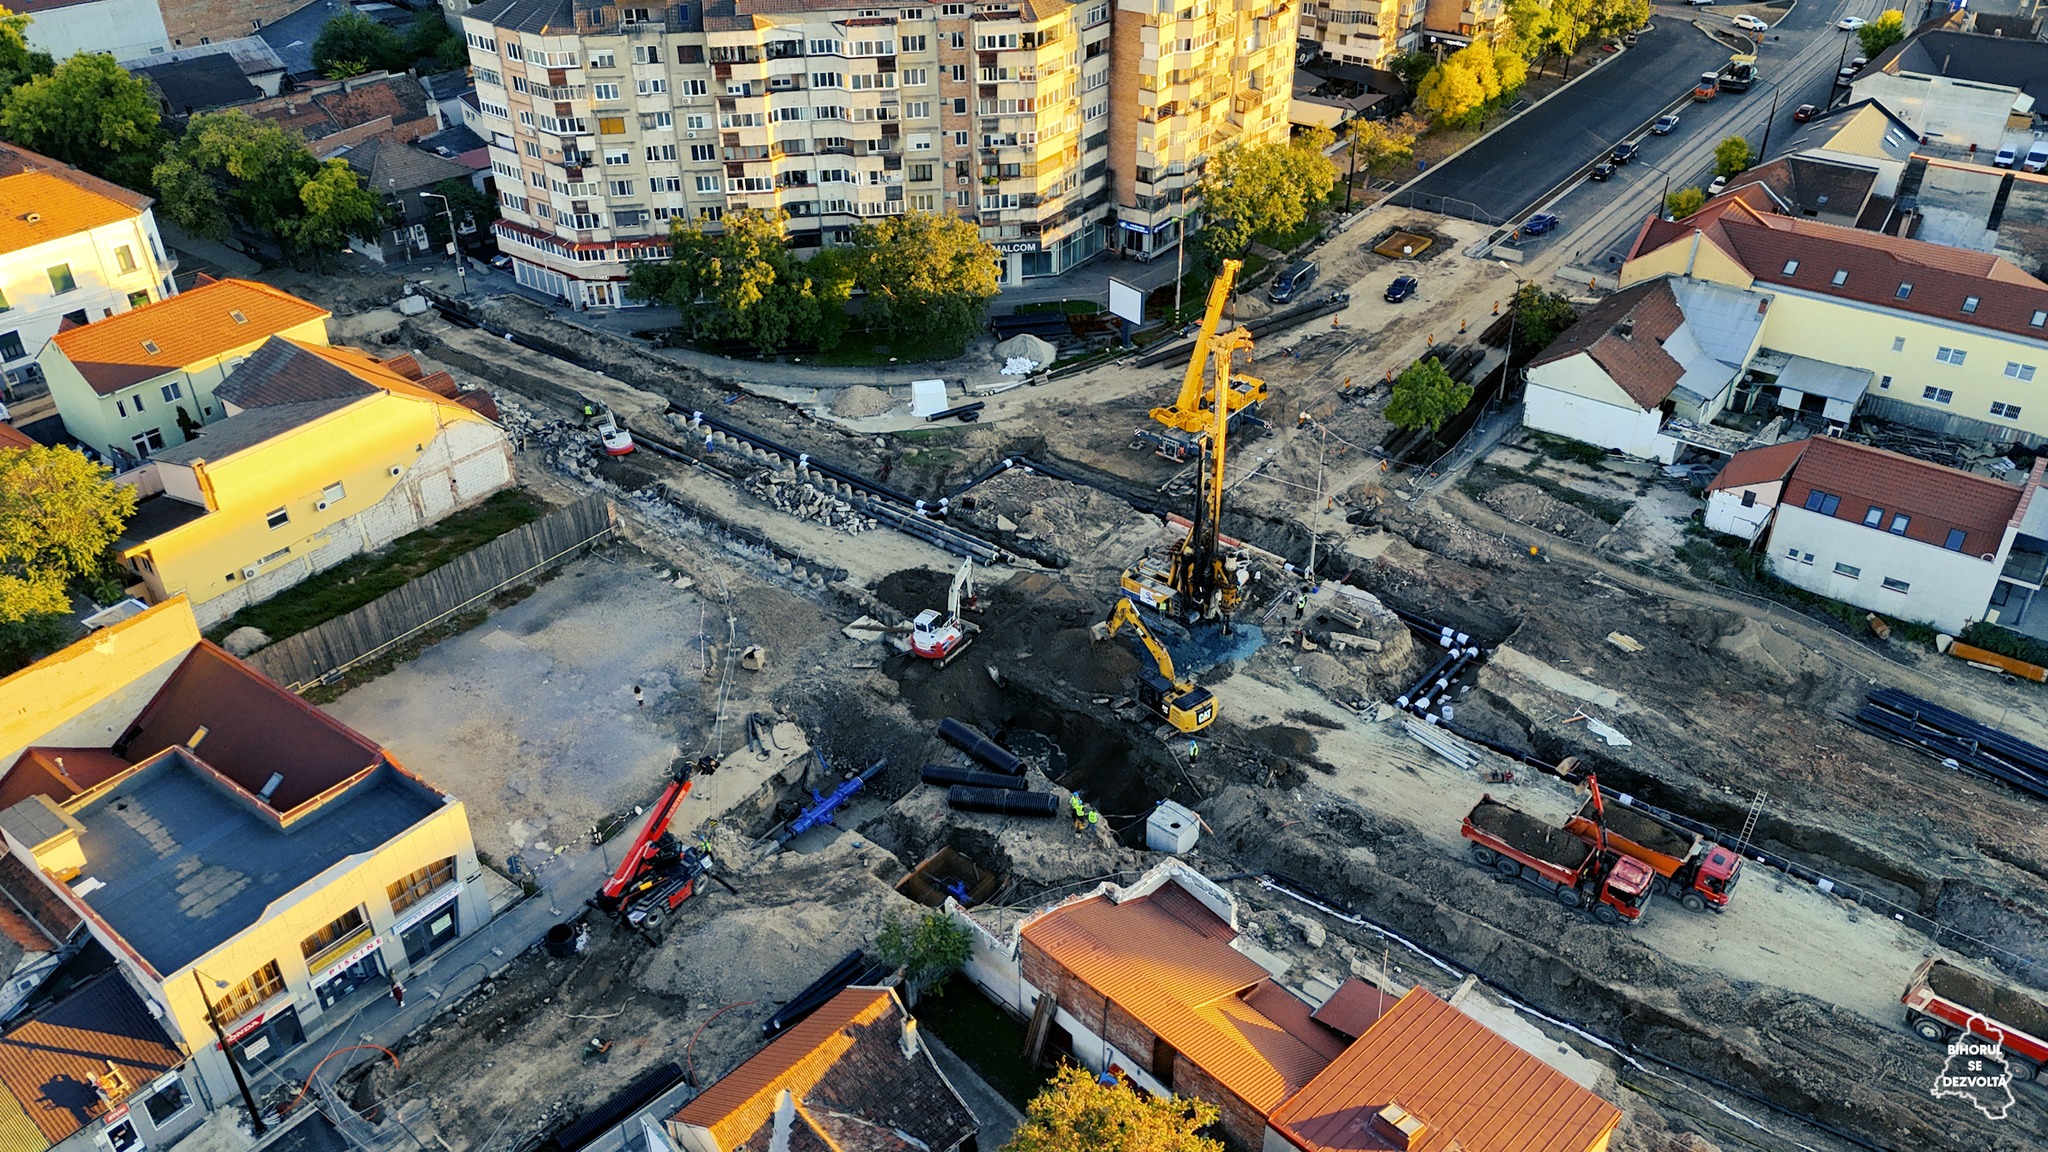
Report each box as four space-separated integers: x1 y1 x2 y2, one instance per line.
1732 13 1767 31
1708 175 1729 195
1793 103 1818 122
2027 142 2048 172
1836 66 1859 86
489 254 514 271
1686 0 1714 6
1522 212 1561 235
1269 259 1320 304
1652 114 1680 135
1994 145 2019 168
1591 161 1617 181
1610 142 1638 164
1385 275 1419 302
1837 15 1866 29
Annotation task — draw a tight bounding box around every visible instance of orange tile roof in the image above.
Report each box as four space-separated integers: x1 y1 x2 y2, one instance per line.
1270 989 1620 1152
1707 438 1810 492
674 987 894 1146
1021 880 1341 1113
0 974 183 1146
51 279 330 395
0 170 149 258
0 425 33 450
294 342 490 416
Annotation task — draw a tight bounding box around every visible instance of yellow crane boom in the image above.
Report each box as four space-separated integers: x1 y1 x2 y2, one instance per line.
1148 260 1268 437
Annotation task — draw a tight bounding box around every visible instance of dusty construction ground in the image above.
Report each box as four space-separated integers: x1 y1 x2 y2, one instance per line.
294 226 2048 1151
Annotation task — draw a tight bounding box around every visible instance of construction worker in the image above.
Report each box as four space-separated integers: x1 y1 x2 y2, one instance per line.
1086 807 1101 831
1069 792 1086 832
1187 740 1200 762
1295 589 1308 620
696 754 721 777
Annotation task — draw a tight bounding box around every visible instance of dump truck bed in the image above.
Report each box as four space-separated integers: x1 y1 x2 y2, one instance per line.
1925 959 2048 1041
1468 798 1594 870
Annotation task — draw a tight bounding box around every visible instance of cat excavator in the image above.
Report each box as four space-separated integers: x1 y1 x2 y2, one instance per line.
1092 597 1218 732
1134 259 1268 463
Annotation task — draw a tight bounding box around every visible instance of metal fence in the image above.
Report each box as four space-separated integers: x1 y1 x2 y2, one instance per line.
250 495 619 691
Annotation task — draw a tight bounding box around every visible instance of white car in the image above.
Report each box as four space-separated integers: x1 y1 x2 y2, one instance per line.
1837 16 1866 29
1732 14 1767 31
1707 175 1729 195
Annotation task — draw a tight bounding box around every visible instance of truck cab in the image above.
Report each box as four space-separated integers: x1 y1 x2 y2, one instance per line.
1598 855 1657 921
1693 72 1719 101
1692 844 1742 908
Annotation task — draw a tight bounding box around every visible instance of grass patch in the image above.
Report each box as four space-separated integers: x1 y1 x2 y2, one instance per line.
209 489 548 644
1527 433 1610 466
915 978 1049 1109
812 328 969 366
903 447 965 469
1461 463 1632 525
1958 622 2048 669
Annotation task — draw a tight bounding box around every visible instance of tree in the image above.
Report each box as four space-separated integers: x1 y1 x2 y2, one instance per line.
1387 51 1436 92
405 10 467 72
1858 10 1906 57
0 53 162 190
1195 129 1337 265
1589 0 1652 41
875 907 972 1003
1508 283 1579 349
1386 356 1472 436
1664 186 1706 220
0 445 136 625
0 6 53 92
153 111 319 246
1500 0 1557 62
283 158 384 265
845 211 999 351
1713 135 1754 177
627 208 852 354
1543 0 1597 77
420 177 495 249
1417 58 1487 128
1005 1064 1222 1152
1343 114 1423 207
312 9 405 79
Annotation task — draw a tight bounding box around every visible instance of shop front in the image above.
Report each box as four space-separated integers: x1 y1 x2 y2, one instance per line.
394 883 463 965
223 1002 305 1067
312 931 389 1010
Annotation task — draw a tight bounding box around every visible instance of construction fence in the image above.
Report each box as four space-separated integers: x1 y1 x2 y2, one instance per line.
250 495 619 691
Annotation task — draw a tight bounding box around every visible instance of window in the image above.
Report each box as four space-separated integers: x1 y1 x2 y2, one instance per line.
2034 310 2046 328
1895 283 1912 299
590 50 615 67
1891 336 1905 353
128 289 150 308
603 148 631 166
1785 547 1813 564
652 176 683 192
388 856 458 914
2005 362 2037 382
1922 386 1953 404
265 507 289 529
1946 528 1968 551
1740 491 1756 508
1782 260 1798 274
1963 296 1979 314
908 102 931 120
1833 563 1861 579
1863 506 1884 527
633 44 662 64
902 35 927 52
1890 514 1909 535
46 264 75 294
0 332 18 361
322 481 345 504
609 179 635 196
1802 489 1841 515
116 399 126 418
1832 269 1848 286
695 175 720 192
1879 375 1892 389
1882 577 1911 593
1935 347 1966 366
942 1 965 12
130 429 163 456
593 82 621 100
143 1081 190 1125
636 77 667 95
114 245 138 273
646 143 678 161
300 906 368 960
211 961 286 1022
681 79 707 96
161 381 182 402
687 114 709 128
598 115 627 134
812 72 843 88
690 144 716 161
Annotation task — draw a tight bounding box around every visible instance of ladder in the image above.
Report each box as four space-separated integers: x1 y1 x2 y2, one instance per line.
1737 789 1767 855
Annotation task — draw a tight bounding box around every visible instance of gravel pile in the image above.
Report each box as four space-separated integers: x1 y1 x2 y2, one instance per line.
831 385 897 417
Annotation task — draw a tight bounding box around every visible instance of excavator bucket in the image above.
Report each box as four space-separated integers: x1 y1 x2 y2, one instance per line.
1089 621 1111 642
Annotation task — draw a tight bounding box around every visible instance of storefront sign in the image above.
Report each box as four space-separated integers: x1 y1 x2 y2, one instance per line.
101 1106 129 1126
993 240 1041 254
220 1012 265 1047
390 884 462 936
318 932 385 984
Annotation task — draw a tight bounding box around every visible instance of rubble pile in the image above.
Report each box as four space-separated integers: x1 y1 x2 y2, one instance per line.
830 385 897 417
953 468 1165 570
744 470 879 533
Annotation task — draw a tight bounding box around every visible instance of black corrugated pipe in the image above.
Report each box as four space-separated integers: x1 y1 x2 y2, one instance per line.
947 786 1059 817
921 764 1026 790
1395 651 1461 712
938 718 1023 774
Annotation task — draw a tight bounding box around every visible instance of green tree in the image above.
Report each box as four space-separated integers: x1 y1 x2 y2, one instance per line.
1417 58 1487 128
1195 129 1337 264
1858 10 1907 57
405 10 467 72
0 7 54 92
1664 186 1706 220
845 210 999 352
875 907 972 1003
313 10 407 79
283 158 384 265
1386 356 1472 436
627 208 852 353
1500 0 1557 62
1005 1064 1222 1152
1543 0 1596 77
1590 0 1652 40
1342 113 1423 207
1713 134 1754 177
419 177 496 248
1508 283 1579 349
1387 51 1436 91
0 445 136 625
152 111 326 254
0 53 162 190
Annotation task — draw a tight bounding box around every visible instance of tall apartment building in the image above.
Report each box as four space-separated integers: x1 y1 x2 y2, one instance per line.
1298 0 1422 67
461 0 1295 303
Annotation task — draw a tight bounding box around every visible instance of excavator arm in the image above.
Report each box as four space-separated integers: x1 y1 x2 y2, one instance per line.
596 766 695 912
1098 597 1179 683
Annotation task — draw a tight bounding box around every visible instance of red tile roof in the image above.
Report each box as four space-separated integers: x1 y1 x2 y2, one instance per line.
1310 977 1398 1040
1021 879 1342 1113
50 279 330 395
0 426 33 450
1781 436 2024 556
1269 989 1620 1152
0 974 183 1146
1707 438 1810 492
1527 279 1686 410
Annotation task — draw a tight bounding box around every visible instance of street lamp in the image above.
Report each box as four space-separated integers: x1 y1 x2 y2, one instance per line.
1496 260 1528 385
193 969 267 1136
419 192 468 298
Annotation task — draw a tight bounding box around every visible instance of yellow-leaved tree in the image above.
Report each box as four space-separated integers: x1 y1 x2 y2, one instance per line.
1005 1064 1223 1152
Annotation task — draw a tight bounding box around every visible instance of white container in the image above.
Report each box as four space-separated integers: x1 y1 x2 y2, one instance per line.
1147 801 1201 854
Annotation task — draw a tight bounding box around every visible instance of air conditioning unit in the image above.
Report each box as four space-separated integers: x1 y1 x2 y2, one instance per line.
242 566 261 580
315 500 330 512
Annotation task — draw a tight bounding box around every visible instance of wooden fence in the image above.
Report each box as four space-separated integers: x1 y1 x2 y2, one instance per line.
250 495 618 691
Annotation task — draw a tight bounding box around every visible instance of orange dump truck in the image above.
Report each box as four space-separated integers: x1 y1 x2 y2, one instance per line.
1461 796 1655 925
1564 797 1742 913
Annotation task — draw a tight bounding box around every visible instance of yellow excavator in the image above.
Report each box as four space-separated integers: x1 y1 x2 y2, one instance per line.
1092 598 1218 732
1135 259 1268 463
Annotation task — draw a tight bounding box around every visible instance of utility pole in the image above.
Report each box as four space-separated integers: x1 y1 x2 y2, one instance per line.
195 970 267 1136
1172 214 1186 321
1757 90 1782 161
420 191 469 298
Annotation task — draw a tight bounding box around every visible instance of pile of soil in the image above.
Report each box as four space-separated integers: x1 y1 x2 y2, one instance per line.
831 385 897 417
953 470 1165 570
1483 483 1610 545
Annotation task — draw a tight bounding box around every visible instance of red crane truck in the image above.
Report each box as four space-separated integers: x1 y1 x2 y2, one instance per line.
1902 956 2048 1081
1562 790 1742 913
1461 795 1656 925
591 761 734 943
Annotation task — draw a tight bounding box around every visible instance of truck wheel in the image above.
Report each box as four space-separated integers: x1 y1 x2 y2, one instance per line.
1470 846 1497 867
1496 857 1522 878
1592 902 1619 924
1681 892 1707 913
1555 887 1583 909
1911 1018 1947 1043
1648 877 1667 899
2009 1056 2039 1082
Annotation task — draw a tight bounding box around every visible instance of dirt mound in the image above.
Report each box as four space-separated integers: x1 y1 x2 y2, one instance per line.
831 384 896 417
954 469 1164 570
874 566 954 617
1482 483 1610 545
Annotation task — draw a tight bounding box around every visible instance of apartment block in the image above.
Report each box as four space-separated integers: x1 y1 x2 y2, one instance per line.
1298 0 1422 68
462 0 1295 303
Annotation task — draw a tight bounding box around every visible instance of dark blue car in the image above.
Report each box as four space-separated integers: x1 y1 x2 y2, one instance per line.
1385 275 1419 302
1523 213 1560 235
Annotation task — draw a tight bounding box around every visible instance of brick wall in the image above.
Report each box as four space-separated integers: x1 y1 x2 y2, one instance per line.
1171 1059 1266 1151
162 0 309 50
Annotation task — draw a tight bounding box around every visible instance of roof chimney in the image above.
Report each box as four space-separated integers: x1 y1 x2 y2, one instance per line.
900 1016 921 1060
1616 317 1635 340
53 757 71 782
1372 1103 1428 1151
